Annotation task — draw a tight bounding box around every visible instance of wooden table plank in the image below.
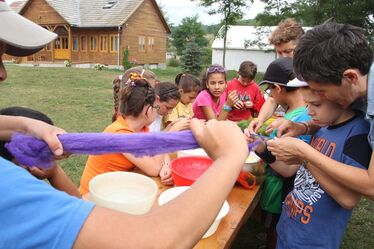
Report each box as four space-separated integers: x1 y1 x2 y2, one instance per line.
153 177 262 249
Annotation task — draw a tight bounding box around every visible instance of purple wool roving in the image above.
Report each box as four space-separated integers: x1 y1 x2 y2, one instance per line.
5 131 260 169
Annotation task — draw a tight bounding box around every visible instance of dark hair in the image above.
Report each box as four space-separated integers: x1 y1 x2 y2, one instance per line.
175 73 201 93
0 107 54 161
118 78 156 118
269 18 304 46
154 82 181 102
112 66 157 121
238 61 257 80
294 22 374 85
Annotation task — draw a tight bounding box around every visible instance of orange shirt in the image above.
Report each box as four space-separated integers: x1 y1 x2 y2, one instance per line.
79 116 149 195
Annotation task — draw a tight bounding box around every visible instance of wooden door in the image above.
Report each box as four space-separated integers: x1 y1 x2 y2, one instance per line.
54 27 70 60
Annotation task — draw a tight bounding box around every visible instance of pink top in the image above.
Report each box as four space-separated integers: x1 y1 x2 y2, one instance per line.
192 89 227 120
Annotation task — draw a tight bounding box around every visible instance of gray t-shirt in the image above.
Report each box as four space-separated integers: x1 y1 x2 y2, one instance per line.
366 63 374 148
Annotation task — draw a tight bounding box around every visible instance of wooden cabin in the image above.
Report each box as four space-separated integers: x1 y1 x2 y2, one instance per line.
5 0 170 67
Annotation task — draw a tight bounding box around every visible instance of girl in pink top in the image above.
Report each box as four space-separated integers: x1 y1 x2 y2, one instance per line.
192 64 239 120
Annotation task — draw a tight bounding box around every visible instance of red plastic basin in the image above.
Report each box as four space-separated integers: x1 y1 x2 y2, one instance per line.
171 156 213 186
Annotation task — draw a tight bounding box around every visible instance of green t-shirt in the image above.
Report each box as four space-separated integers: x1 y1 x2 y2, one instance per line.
260 106 311 214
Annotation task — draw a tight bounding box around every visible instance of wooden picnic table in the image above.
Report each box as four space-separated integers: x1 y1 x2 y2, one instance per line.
84 161 263 249
153 177 262 249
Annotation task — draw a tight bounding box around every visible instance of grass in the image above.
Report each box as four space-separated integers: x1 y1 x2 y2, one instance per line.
1 64 373 248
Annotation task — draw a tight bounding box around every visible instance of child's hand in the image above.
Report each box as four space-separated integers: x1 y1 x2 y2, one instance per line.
160 161 174 185
233 100 244 109
26 164 58 180
226 90 239 107
167 118 191 131
244 101 253 109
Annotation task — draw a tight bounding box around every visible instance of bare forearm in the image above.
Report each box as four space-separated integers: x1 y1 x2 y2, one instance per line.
0 115 28 140
257 97 277 123
48 166 81 198
268 160 299 178
301 145 374 199
74 155 244 249
307 163 361 209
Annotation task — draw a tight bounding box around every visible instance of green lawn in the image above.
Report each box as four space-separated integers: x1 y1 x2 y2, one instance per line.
1 64 373 248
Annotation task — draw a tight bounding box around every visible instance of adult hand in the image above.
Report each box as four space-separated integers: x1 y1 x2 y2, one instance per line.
266 137 305 164
24 117 66 156
265 118 306 138
190 118 248 161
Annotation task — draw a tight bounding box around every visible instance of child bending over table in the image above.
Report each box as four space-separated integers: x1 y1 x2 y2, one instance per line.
79 78 173 195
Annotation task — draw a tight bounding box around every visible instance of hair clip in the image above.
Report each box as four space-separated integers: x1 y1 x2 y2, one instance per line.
129 72 141 81
125 79 137 88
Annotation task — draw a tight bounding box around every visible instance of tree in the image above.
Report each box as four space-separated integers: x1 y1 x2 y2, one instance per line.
181 40 203 76
192 0 252 67
171 15 208 56
255 0 374 47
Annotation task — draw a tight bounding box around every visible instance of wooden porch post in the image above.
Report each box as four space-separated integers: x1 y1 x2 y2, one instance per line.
64 24 71 61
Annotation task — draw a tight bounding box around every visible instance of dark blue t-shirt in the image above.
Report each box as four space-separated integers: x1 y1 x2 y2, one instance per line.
276 115 372 249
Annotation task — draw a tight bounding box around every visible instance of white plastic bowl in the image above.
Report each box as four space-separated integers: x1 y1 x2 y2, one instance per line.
177 148 208 158
89 172 158 215
242 152 261 172
158 186 229 238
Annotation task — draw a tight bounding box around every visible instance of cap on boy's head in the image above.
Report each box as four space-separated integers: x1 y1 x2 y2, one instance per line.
259 57 295 87
287 78 309 87
0 0 57 56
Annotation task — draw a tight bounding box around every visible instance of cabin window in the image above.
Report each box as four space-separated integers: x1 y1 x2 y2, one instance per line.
138 36 145 52
72 36 79 51
148 37 154 51
81 35 87 51
109 35 118 53
90 35 98 51
99 35 108 52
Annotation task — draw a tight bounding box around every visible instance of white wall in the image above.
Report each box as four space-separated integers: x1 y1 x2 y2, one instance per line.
212 49 276 73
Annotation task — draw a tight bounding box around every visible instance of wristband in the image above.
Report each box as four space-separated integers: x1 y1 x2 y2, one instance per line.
299 121 310 135
255 145 276 164
223 104 232 112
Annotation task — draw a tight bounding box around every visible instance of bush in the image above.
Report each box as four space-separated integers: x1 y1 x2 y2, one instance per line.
94 63 104 71
123 48 136 69
167 58 180 67
64 60 72 67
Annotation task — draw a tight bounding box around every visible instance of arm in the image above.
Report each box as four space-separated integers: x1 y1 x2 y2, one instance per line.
216 90 239 121
124 153 165 177
0 115 65 156
74 119 249 249
164 118 191 132
253 139 300 177
267 137 374 200
247 97 277 133
268 161 300 178
307 163 361 209
265 118 320 138
27 163 80 198
250 87 265 115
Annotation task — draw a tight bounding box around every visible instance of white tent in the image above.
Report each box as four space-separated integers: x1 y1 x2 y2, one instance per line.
212 25 277 72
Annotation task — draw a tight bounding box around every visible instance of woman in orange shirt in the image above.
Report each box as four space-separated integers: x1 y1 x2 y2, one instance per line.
79 78 173 195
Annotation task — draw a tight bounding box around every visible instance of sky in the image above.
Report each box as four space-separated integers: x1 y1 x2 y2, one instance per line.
156 0 266 25
5 0 267 26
